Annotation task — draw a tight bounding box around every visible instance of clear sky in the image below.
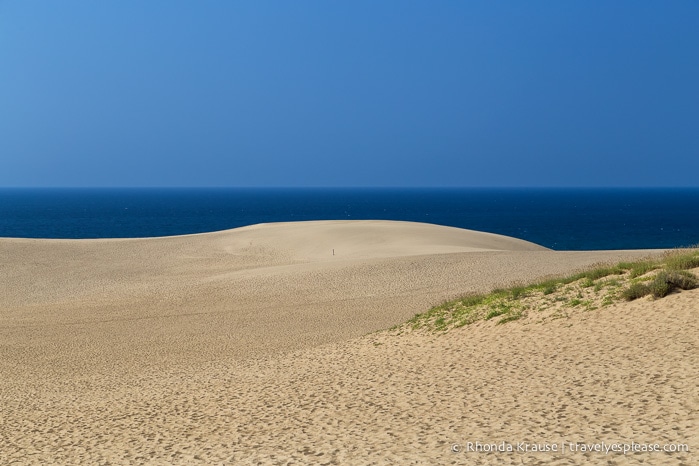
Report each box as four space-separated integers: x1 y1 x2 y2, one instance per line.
1 1 697 187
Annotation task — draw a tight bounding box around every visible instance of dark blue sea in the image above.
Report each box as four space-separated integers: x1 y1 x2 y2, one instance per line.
1 188 698 251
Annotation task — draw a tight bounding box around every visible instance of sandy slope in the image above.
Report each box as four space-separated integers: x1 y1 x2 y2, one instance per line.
1 221 694 465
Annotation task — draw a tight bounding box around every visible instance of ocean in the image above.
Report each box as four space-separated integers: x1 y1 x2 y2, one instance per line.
1 188 698 251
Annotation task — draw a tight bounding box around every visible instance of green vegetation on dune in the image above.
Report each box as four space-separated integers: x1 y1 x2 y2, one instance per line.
404 248 699 333
620 269 697 300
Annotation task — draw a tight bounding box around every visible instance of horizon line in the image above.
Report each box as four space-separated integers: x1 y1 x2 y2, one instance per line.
1 185 699 190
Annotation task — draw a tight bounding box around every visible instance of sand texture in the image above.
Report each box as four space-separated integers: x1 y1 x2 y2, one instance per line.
0 220 695 465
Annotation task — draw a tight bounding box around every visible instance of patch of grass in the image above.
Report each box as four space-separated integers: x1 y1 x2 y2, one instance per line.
454 317 475 328
665 270 698 289
580 266 625 281
434 317 447 330
664 251 699 271
451 302 480 320
581 277 594 288
497 313 522 325
626 260 658 278
509 286 530 300
485 308 508 320
458 294 486 307
621 283 650 301
403 250 698 333
533 278 559 295
648 277 670 298
622 269 698 301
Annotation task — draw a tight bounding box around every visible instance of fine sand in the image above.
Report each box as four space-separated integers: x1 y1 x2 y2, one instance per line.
0 220 695 465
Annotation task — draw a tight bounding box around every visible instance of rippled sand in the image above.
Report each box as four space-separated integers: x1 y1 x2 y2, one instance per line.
1 221 694 464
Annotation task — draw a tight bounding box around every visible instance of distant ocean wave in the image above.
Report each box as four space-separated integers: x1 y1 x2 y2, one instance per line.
1 188 698 250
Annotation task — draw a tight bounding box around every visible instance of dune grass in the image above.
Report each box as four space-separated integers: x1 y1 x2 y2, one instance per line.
404 248 699 333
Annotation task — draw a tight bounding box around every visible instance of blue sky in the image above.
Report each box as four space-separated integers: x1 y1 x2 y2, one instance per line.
1 1 697 187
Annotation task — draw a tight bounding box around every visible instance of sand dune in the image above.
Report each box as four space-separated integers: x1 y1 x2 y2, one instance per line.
1 221 694 464
217 220 550 260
